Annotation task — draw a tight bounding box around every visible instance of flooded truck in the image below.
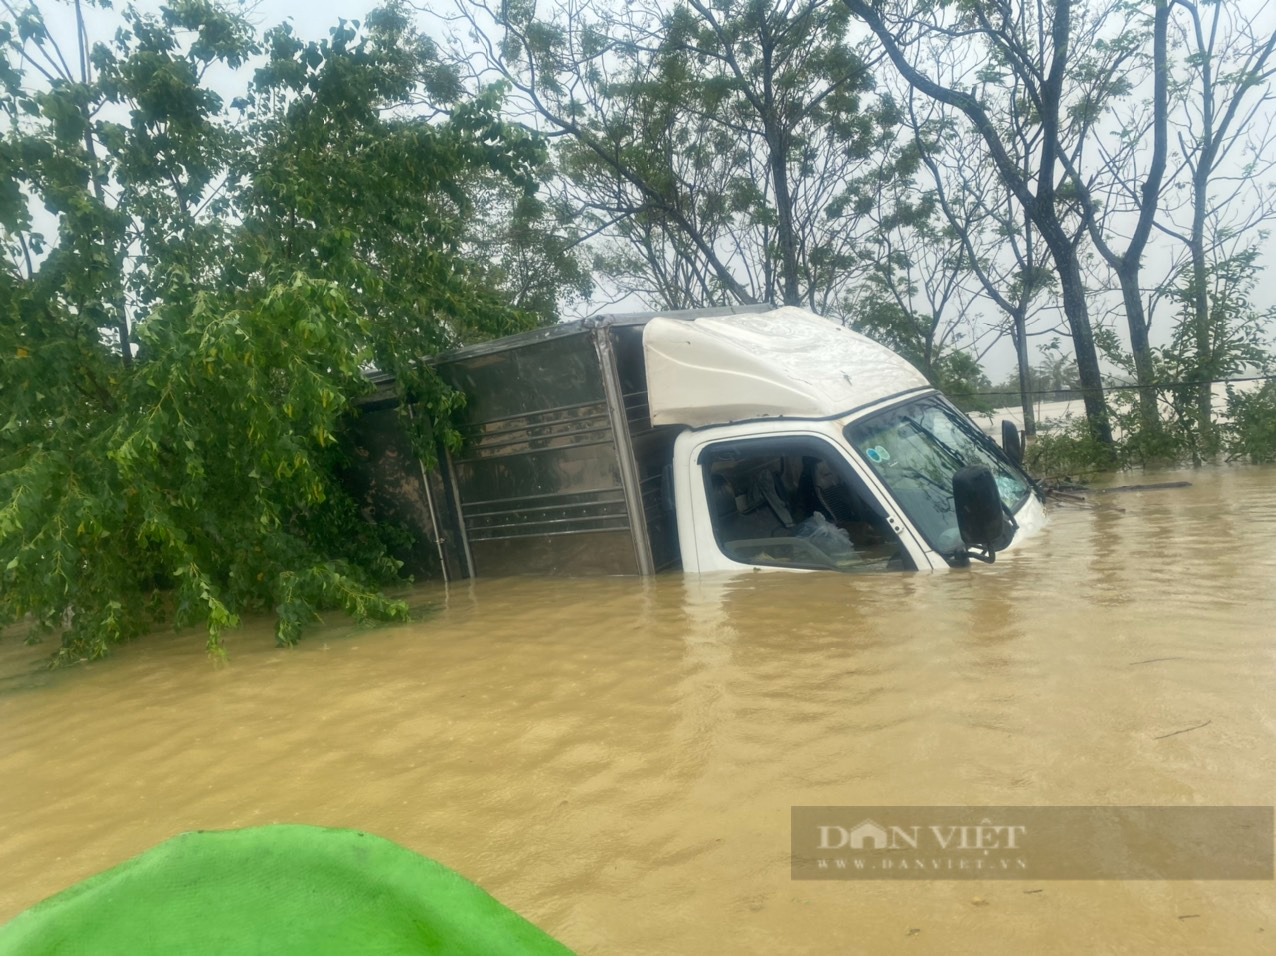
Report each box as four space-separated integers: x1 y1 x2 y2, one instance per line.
347 305 1045 582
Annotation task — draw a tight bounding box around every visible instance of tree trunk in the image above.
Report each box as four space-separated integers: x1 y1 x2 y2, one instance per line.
1012 309 1036 438
1069 0 1166 438
1034 0 1110 449
769 139 802 306
1051 240 1113 447
1110 0 1168 435
1190 166 1213 454
75 0 131 368
1116 262 1159 431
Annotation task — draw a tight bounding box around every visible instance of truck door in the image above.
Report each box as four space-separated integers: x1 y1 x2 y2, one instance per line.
675 432 926 574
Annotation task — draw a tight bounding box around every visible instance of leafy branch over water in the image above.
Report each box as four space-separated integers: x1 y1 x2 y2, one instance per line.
1 2 581 662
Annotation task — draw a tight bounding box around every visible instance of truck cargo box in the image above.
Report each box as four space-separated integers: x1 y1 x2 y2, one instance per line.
347 306 772 582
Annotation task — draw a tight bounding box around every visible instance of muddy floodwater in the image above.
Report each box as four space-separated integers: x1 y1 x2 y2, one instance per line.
2 466 1275 954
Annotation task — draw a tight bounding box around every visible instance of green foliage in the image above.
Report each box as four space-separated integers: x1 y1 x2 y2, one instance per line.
995 252 1276 474
847 202 991 411
1023 372 1276 479
232 7 590 452
1081 248 1276 468
1023 414 1120 479
230 10 557 457
849 292 992 411
982 350 1083 409
491 0 906 308
1 2 581 662
1158 248 1274 454
936 351 993 412
1019 247 1276 475
462 185 592 324
1222 382 1276 464
2 0 256 359
2 276 413 662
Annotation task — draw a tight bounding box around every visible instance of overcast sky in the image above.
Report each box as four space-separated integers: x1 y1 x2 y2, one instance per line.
26 0 1276 382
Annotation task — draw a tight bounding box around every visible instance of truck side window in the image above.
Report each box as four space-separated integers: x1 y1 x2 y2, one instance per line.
700 438 914 572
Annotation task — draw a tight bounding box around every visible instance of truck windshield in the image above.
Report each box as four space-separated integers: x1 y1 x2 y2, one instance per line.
844 396 1032 554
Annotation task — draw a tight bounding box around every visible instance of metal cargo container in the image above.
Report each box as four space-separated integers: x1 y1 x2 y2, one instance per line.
346 306 772 582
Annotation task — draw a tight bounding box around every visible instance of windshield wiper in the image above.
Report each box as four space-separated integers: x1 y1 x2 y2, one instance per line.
900 465 952 499
901 415 966 468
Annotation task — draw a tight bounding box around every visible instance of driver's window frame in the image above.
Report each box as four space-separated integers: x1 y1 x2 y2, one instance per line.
695 434 917 573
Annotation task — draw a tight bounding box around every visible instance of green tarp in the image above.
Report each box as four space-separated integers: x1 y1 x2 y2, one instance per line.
0 825 575 955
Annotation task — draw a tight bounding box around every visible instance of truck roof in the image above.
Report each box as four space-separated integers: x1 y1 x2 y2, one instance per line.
438 302 777 362
643 306 931 427
360 304 775 389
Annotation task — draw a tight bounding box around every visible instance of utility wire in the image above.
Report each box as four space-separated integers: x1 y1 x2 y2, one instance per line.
949 373 1276 401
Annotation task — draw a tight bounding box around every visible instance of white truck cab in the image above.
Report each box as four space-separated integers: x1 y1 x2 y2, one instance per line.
644 308 1046 575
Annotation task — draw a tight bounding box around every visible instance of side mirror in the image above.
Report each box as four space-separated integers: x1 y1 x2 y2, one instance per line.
1001 420 1023 464
952 465 1013 560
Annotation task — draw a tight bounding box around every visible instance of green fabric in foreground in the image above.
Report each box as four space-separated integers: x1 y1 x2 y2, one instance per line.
0 825 575 955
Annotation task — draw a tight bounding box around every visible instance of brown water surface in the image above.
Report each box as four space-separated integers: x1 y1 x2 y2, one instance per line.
2 466 1275 954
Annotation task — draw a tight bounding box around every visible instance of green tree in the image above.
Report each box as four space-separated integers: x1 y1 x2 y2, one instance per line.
846 184 997 409
453 0 909 313
1 0 255 362
1 3 567 662
902 88 1057 438
458 172 593 325
1158 248 1275 459
843 0 1119 449
1160 1 1276 451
